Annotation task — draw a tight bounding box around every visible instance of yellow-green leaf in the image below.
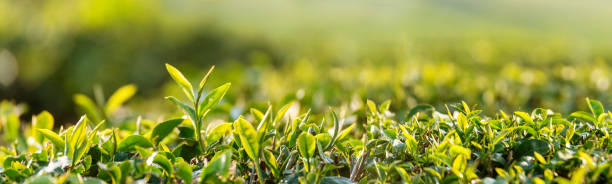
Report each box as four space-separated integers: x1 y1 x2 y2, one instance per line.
297 132 316 159
73 94 103 124
233 117 260 160
198 82 231 116
165 63 194 101
274 102 293 123
117 135 154 152
37 129 65 151
514 111 534 125
105 84 137 115
197 66 215 96
534 151 546 164
32 111 54 143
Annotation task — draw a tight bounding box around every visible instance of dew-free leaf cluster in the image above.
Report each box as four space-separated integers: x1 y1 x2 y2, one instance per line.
1 64 612 184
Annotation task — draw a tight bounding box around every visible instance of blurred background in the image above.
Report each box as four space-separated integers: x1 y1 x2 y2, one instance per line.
1 0 612 124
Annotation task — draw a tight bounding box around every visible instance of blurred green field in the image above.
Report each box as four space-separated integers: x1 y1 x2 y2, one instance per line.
1 0 612 123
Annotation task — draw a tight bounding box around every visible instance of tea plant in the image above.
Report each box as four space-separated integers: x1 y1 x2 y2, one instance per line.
2 64 612 183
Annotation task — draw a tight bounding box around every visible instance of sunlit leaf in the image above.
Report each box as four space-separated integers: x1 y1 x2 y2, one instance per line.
297 132 316 159
37 129 65 151
104 84 137 115
117 135 153 152
73 94 103 124
165 63 194 101
198 82 231 116
233 117 260 160
150 118 183 144
32 111 54 143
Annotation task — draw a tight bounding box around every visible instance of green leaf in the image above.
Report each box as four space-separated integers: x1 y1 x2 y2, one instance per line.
198 82 231 116
32 111 54 143
117 135 154 152
262 149 278 177
379 100 391 113
25 174 56 184
274 102 293 123
4 114 19 142
452 155 467 173
515 139 550 158
73 94 103 124
316 133 332 149
395 167 411 183
104 84 137 115
534 151 546 164
68 115 88 156
587 98 604 117
250 108 265 123
233 117 260 160
88 120 105 140
150 118 183 144
324 110 340 151
514 126 538 138
514 111 534 125
146 152 173 174
566 123 576 143
399 125 418 154
165 96 197 123
4 168 24 181
336 124 355 143
197 66 215 97
166 63 195 101
449 145 471 159
37 129 65 151
569 111 597 123
297 132 316 159
406 104 435 120
256 106 272 138
461 101 471 114
491 131 510 146
366 99 377 115
73 138 91 166
202 150 232 181
206 123 232 144
457 113 468 131
176 158 192 184
321 176 355 184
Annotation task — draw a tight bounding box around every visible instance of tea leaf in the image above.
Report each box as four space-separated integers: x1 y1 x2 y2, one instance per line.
37 129 65 150
321 176 355 184
165 63 194 101
569 111 596 123
32 111 54 143
586 97 604 117
297 132 316 159
165 96 197 122
73 94 103 124
146 152 173 174
150 118 183 144
202 150 232 181
104 84 137 115
197 66 215 97
233 117 260 160
176 158 192 184
406 104 434 120
198 82 231 116
274 102 293 123
514 111 534 125
117 135 153 152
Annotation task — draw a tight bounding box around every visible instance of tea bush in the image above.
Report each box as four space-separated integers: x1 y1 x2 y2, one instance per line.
1 64 611 184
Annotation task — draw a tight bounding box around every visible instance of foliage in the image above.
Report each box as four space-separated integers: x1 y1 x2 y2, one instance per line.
2 65 612 184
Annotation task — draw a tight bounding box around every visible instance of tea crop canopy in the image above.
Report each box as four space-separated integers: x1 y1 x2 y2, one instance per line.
2 64 612 183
